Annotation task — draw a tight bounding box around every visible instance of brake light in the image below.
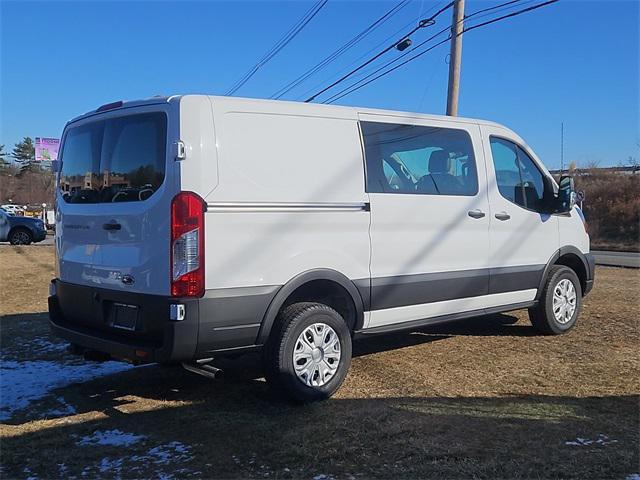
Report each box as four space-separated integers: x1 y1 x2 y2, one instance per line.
96 100 123 112
171 191 205 297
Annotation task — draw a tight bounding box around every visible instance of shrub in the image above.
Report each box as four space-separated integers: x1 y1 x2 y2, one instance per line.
574 169 640 250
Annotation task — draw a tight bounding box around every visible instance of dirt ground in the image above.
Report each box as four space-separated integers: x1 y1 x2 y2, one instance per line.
1 246 639 479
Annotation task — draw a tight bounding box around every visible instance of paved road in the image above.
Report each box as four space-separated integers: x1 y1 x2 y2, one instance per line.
592 250 640 268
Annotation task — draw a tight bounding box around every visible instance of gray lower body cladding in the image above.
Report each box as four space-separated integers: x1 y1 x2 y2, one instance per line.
584 253 595 295
356 264 546 312
48 280 278 363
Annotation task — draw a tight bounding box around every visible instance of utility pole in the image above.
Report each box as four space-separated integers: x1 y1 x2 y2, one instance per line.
560 122 564 171
446 0 465 116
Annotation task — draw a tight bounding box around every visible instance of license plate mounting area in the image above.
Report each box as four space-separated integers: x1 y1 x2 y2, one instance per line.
110 302 139 331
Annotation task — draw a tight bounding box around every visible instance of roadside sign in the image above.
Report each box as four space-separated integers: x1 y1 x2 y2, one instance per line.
35 137 60 162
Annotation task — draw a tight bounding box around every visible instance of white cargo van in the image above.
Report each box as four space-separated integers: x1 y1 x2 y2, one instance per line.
49 95 594 402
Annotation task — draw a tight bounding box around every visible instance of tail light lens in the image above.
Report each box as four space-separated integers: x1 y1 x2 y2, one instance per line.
171 191 205 297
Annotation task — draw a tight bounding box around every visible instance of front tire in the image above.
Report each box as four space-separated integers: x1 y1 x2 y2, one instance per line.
9 228 32 245
529 265 582 335
264 302 352 403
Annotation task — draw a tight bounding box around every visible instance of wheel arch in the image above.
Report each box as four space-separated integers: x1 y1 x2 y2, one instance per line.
536 246 590 299
256 269 366 345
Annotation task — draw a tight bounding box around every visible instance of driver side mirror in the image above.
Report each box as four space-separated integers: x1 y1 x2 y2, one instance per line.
556 175 575 213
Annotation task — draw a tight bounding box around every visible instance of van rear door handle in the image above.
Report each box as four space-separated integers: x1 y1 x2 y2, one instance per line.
103 222 121 231
467 209 485 219
495 212 511 221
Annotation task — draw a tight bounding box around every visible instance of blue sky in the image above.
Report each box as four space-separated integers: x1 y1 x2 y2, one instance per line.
1 0 638 169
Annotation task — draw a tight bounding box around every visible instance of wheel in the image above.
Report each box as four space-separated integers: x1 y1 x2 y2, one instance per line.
9 228 32 245
264 302 352 403
529 265 582 335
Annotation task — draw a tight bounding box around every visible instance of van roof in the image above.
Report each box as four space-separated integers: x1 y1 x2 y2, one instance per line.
207 94 506 129
67 94 506 130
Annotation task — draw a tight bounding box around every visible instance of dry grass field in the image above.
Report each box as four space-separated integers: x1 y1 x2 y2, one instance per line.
1 245 639 479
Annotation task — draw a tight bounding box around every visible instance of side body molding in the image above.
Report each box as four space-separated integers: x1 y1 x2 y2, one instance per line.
255 269 367 345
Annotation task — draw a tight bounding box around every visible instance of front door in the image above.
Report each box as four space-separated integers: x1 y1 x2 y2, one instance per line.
480 125 559 304
360 114 491 329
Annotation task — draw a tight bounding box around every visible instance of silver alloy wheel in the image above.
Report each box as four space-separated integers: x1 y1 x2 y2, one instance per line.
12 231 31 245
293 322 341 387
552 278 577 324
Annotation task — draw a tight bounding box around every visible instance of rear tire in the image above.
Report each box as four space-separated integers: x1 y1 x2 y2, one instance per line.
264 302 352 403
9 228 32 245
529 265 582 335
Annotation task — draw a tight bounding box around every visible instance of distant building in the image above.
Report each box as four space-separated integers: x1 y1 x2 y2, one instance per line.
549 166 639 176
60 170 130 194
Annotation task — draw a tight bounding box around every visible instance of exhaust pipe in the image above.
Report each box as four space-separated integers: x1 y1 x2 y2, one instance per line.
182 358 223 380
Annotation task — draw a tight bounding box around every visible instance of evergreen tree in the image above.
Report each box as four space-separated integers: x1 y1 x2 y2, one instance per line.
12 137 37 175
12 137 35 162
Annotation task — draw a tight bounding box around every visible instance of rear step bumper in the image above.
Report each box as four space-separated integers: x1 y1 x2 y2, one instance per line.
48 280 199 364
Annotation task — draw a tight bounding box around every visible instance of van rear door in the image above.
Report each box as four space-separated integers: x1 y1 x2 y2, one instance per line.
56 105 176 296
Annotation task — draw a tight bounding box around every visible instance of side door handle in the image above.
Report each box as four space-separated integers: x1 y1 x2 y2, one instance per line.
467 209 485 219
494 212 511 221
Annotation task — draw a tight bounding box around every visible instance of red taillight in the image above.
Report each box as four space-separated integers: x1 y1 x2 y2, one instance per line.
171 191 205 297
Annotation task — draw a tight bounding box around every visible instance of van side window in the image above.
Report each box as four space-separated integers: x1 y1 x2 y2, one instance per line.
490 137 546 211
361 121 478 196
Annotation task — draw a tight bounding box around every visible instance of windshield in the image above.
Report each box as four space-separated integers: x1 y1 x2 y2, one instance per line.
58 112 167 203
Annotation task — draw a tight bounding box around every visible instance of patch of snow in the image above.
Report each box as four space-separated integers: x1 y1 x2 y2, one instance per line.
626 475 640 480
30 337 69 354
565 434 618 446
77 429 146 447
23 466 38 480
98 457 123 475
78 441 196 479
0 359 131 421
144 441 193 465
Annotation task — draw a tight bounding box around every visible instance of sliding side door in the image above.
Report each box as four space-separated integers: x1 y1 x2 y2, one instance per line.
360 114 490 329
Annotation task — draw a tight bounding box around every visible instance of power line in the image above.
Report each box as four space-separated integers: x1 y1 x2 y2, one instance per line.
462 0 558 33
293 10 434 101
322 23 452 103
226 0 327 95
225 0 328 96
270 0 412 100
320 0 545 103
323 0 559 104
304 1 455 102
316 0 534 104
324 37 450 104
287 0 452 101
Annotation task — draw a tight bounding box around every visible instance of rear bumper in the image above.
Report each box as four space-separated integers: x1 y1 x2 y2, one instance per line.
584 252 595 296
49 280 199 364
48 279 275 363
